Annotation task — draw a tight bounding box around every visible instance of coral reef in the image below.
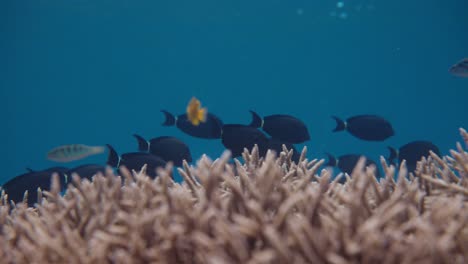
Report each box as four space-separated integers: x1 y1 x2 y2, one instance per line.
1 129 467 264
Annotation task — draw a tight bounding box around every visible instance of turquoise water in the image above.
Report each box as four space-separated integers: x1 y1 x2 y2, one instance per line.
2 0 467 184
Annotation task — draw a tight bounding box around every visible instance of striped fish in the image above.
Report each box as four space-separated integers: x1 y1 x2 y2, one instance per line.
47 144 105 162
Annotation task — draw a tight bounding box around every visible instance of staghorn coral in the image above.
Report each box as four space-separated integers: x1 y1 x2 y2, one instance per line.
0 130 467 264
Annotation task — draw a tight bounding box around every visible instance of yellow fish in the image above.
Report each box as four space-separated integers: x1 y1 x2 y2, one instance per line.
47 144 105 162
186 97 207 126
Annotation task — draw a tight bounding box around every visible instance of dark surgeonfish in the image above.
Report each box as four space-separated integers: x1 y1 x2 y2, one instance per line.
388 141 440 172
266 138 300 163
133 134 192 166
249 111 310 144
325 153 380 182
221 124 269 158
449 58 468 78
67 164 106 182
332 115 394 141
1 167 68 206
106 145 167 179
161 110 223 139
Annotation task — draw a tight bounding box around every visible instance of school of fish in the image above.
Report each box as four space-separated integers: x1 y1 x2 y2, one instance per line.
0 91 455 205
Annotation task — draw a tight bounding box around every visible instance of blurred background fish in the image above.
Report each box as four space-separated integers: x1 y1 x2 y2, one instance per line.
47 144 105 162
449 58 468 78
388 140 440 172
186 97 207 126
325 153 381 183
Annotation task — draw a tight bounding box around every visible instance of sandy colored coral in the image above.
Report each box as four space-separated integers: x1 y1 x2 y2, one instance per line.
1 129 468 264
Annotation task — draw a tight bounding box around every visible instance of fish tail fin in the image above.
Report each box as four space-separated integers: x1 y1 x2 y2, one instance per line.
248 110 262 128
331 116 346 132
133 134 150 152
161 110 176 126
325 152 338 167
106 144 120 167
387 147 398 164
198 107 207 123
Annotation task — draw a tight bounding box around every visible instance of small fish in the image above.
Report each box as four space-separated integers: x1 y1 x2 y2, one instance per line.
133 134 192 166
47 144 105 162
388 141 440 172
449 58 468 78
161 110 223 139
332 115 394 141
186 97 207 126
249 111 310 144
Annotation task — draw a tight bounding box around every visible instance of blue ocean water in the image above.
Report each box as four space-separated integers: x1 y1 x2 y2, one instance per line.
1 0 467 184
